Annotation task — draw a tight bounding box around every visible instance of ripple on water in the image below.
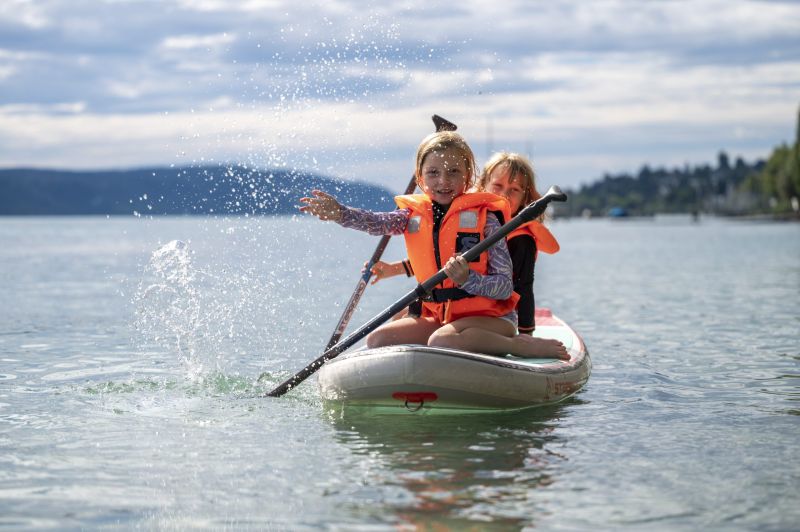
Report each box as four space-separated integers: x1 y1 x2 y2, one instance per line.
19 344 52 350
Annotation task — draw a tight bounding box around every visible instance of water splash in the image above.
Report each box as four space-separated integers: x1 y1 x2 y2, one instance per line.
135 240 210 381
132 229 318 388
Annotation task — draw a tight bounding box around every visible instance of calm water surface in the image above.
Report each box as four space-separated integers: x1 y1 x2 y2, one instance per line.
1 215 798 530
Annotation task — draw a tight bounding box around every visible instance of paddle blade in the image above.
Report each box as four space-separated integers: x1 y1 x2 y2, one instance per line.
543 185 567 203
432 114 458 132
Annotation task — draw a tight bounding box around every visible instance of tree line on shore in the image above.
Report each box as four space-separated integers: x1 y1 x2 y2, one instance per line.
557 108 800 219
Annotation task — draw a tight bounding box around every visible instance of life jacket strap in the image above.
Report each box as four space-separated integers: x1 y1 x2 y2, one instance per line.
425 287 474 303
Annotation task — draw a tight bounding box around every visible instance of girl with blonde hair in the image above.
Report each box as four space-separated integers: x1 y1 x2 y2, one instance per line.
301 133 566 358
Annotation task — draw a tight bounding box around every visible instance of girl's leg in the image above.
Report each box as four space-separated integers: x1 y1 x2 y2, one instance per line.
366 316 441 348
428 316 569 359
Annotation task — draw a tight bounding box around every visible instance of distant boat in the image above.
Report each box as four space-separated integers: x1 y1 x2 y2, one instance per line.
607 207 629 218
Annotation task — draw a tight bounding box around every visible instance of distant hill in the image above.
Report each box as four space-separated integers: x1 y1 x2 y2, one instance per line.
0 165 396 215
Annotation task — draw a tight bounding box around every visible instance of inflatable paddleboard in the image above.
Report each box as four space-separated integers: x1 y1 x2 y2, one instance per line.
318 308 590 413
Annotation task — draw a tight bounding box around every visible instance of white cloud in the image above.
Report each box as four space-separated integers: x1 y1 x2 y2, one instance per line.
160 33 236 51
0 64 15 81
0 102 87 115
0 0 50 29
176 0 285 13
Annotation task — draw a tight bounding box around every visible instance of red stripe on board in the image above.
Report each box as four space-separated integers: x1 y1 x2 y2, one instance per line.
392 392 438 403
534 307 560 326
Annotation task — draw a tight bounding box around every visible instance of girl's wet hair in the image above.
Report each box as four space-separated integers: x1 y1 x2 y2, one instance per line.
478 151 545 221
415 131 477 188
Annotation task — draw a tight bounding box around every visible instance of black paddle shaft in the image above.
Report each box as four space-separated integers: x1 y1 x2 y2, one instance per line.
321 114 457 350
266 185 567 397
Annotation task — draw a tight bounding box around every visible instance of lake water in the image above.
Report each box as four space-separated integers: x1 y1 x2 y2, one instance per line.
1 214 798 530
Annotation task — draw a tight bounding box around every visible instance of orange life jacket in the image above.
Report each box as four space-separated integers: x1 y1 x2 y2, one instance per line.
507 220 560 258
394 192 520 324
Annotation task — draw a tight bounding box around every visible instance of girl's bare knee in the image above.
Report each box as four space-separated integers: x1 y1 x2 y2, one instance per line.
426 333 445 348
366 329 388 348
427 329 457 349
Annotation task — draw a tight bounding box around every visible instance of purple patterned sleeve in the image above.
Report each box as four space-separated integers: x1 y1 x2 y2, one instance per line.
458 213 514 300
339 206 410 236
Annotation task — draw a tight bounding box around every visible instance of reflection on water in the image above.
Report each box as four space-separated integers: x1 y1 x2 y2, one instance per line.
325 401 580 529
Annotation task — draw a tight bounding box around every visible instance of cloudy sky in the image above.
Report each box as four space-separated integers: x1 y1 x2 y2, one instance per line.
1 0 798 190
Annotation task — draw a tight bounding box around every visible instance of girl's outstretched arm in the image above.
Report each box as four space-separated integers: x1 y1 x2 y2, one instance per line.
299 189 409 235
340 206 409 236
